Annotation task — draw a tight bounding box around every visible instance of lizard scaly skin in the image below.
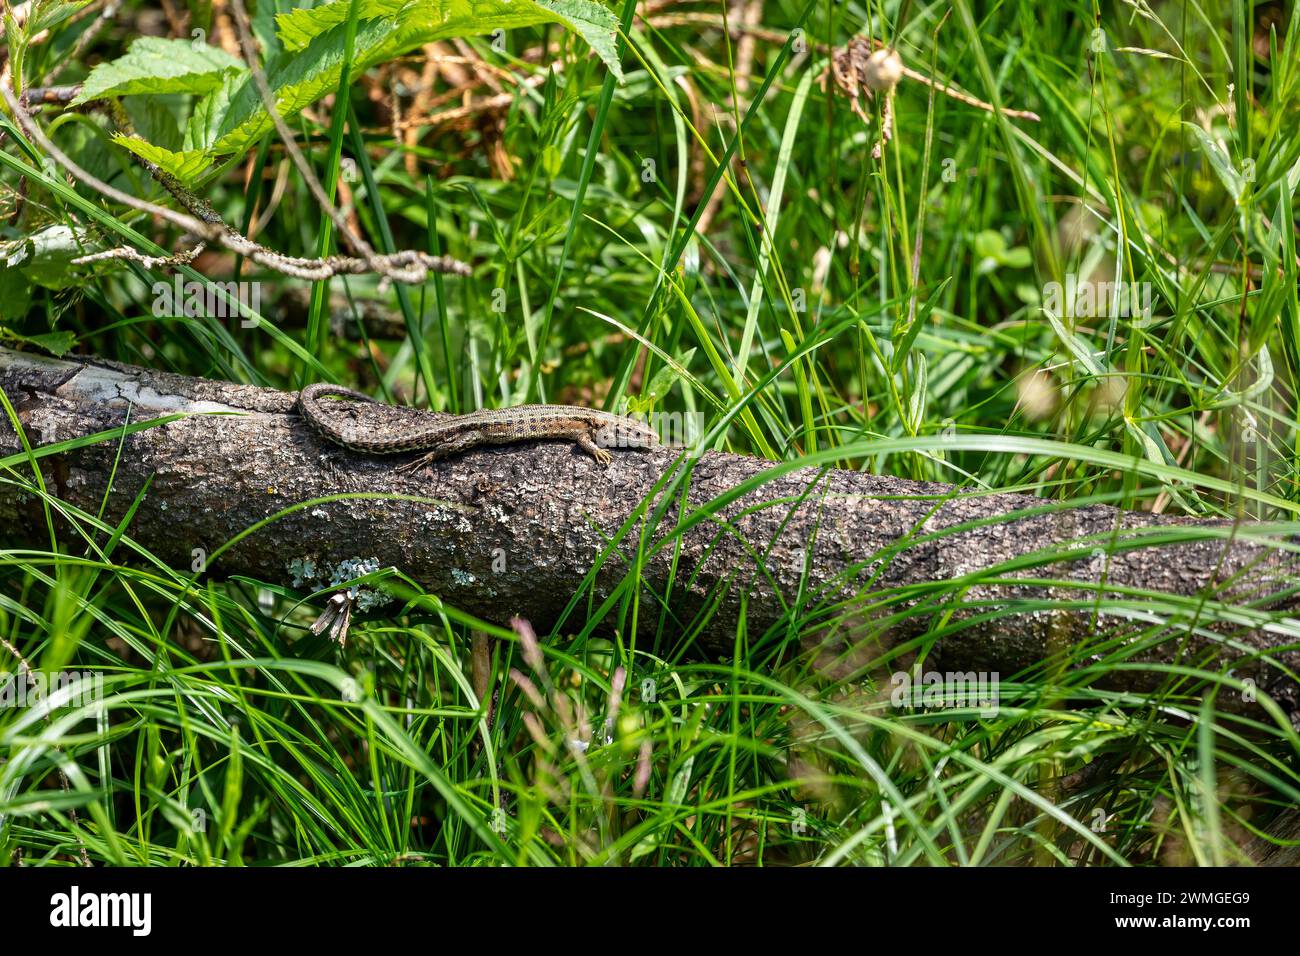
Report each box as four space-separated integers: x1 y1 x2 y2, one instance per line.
298 383 658 470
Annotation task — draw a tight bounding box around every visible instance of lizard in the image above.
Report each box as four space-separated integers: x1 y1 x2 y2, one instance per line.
297 383 659 472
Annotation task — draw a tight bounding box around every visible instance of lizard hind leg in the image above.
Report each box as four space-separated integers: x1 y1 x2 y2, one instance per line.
395 450 436 475
395 430 484 473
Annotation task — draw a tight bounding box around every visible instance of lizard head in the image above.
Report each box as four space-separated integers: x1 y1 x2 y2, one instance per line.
594 415 660 451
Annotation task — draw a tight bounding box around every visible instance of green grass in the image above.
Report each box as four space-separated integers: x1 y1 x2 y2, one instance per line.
1 0 1298 865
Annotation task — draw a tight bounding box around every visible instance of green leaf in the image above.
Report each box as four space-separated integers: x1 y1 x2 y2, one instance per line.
0 275 32 322
1184 122 1245 201
1002 246 1033 269
1043 307 1103 376
628 348 694 411
29 1 93 33
892 276 952 373
276 0 620 72
123 95 188 152
90 0 621 177
1015 282 1041 304
23 330 78 356
275 0 407 48
1 223 93 287
973 229 1006 259
110 134 213 183
72 36 245 105
541 143 563 178
184 69 243 153
974 229 1031 271
200 0 621 155
645 356 683 401
250 0 300 61
0 326 77 356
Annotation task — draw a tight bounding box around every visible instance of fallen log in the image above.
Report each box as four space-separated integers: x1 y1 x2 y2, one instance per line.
1 346 1297 723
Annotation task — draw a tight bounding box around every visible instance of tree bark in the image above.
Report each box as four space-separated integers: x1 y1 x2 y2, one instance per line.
1 347 1297 722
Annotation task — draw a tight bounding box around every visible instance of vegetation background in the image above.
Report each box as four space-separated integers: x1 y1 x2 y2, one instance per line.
0 0 1298 866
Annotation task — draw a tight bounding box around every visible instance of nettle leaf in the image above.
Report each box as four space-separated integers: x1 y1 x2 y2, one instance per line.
537 0 622 75
110 134 215 183
94 69 243 184
72 36 245 105
12 329 79 357
275 0 408 48
123 95 189 153
200 0 620 155
185 69 244 153
87 1 621 183
275 0 620 72
205 15 393 154
252 0 309 61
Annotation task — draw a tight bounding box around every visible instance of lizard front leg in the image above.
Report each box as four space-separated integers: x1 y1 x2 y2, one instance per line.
577 431 613 466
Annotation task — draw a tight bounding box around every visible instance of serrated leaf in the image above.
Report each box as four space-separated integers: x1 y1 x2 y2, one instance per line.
123 95 187 152
200 0 620 155
184 69 243 153
111 134 213 183
72 36 245 105
210 0 619 155
275 0 620 75
206 15 394 153
0 325 78 356
75 1 622 183
275 0 408 48
251 0 303 61
22 330 78 356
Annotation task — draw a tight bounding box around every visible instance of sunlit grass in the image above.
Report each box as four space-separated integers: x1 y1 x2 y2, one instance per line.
2 0 1298 865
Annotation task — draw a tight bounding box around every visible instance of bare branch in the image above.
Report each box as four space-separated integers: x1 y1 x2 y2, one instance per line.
73 241 206 269
0 82 471 283
227 0 402 278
